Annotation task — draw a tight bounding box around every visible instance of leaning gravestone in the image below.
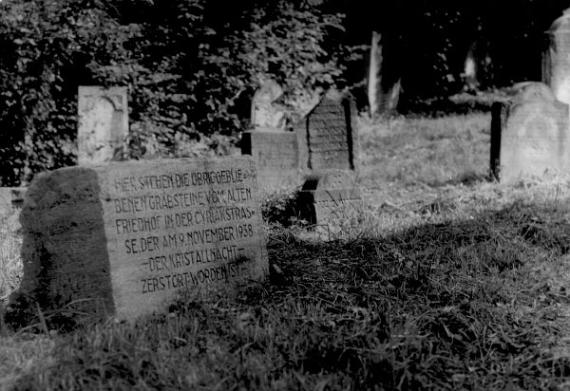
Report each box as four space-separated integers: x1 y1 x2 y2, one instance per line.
490 82 569 183
78 86 129 165
544 8 570 105
8 157 268 321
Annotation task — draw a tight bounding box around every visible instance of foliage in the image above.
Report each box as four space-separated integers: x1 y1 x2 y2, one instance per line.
0 0 136 184
0 0 346 185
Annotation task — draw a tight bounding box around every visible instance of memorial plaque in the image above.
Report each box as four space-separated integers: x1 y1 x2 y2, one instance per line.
78 86 128 165
302 91 358 171
9 157 268 321
491 82 570 183
241 131 303 191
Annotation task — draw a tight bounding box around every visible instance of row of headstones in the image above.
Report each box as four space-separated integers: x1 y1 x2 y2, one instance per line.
244 87 362 227
4 85 363 325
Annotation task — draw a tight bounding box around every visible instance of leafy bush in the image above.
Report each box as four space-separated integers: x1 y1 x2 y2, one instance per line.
0 0 347 185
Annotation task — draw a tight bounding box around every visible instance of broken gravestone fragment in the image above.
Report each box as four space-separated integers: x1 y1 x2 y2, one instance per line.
297 171 362 240
78 86 129 165
490 82 570 182
7 157 268 323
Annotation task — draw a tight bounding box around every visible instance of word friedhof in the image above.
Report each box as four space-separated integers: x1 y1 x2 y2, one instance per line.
12 158 268 321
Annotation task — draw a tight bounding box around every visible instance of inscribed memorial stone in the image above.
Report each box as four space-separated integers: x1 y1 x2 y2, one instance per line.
9 157 268 321
490 82 569 183
78 86 128 165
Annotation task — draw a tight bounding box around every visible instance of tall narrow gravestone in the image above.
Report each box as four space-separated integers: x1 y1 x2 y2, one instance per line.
299 90 358 172
8 157 268 321
544 9 570 105
78 86 128 165
490 82 569 183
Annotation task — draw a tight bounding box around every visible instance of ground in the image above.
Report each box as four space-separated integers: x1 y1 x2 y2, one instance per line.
2 111 570 390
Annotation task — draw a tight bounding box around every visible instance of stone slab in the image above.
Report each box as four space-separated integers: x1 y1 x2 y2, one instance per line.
241 130 304 191
78 86 128 165
491 82 570 183
9 157 268 321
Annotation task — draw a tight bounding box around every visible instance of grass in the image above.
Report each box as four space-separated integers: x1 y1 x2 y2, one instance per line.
3 110 570 390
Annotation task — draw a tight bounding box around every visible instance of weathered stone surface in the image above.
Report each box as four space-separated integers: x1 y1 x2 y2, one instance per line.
297 90 359 171
241 130 304 191
78 86 128 165
544 9 570 105
297 185 362 236
490 82 570 182
9 157 268 321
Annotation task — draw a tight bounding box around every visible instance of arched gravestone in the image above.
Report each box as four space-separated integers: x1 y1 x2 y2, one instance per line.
78 86 128 165
7 157 268 322
544 9 570 105
490 82 569 183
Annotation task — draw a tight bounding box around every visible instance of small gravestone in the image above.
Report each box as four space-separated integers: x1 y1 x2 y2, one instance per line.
8 157 268 321
297 90 358 172
78 86 128 165
297 172 362 240
490 82 569 183
544 9 570 105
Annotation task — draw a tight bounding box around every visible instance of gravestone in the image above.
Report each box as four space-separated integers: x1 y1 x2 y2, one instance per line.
243 89 359 193
544 9 570 105
241 131 304 191
490 82 569 183
297 90 358 172
8 157 268 321
297 171 362 240
78 86 129 165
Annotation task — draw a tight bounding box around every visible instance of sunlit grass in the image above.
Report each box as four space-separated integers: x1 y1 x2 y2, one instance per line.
2 111 570 390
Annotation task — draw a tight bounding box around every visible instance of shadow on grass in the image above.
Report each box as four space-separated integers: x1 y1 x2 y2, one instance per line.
8 200 570 390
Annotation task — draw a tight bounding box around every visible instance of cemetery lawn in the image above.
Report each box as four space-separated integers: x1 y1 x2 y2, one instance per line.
3 112 570 390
